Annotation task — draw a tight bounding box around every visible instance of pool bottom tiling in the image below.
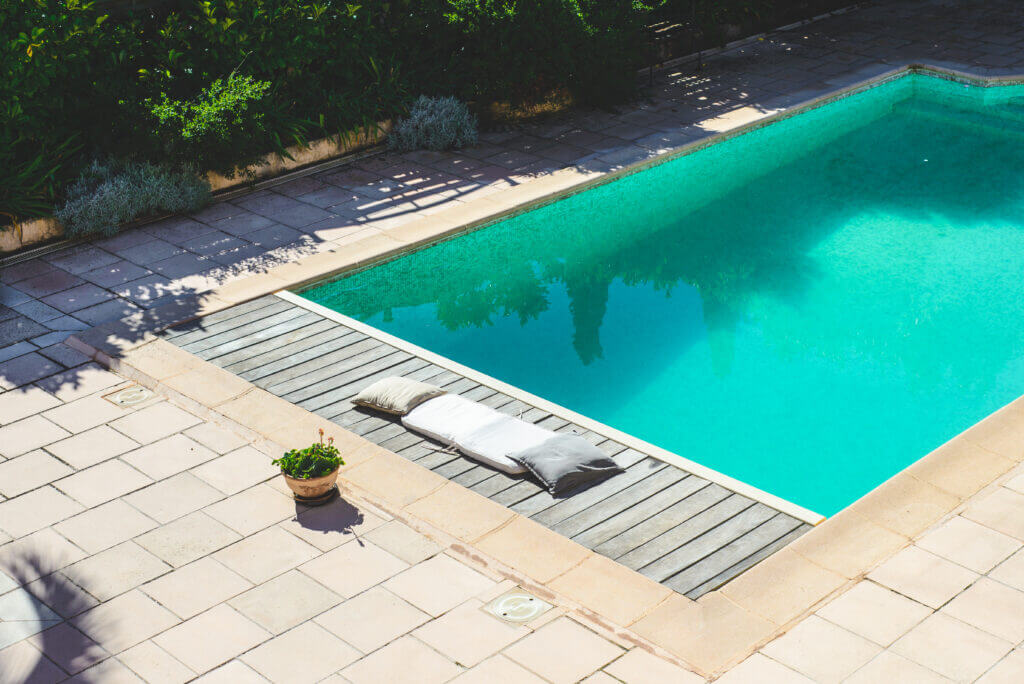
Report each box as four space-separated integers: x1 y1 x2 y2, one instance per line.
163 295 812 599
302 72 1024 517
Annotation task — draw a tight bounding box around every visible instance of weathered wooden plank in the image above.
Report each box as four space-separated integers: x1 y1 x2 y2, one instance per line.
666 514 806 596
432 457 479 480
521 458 666 523
594 483 733 560
249 337 384 388
183 307 310 355
198 312 325 362
271 343 400 398
491 479 547 507
683 524 810 599
640 503 778 583
171 298 292 346
217 320 347 370
551 467 688 539
614 494 756 571
572 476 711 549
163 296 280 338
452 465 501 488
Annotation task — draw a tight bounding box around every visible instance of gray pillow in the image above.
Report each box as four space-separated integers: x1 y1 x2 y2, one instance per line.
513 434 624 496
351 376 446 415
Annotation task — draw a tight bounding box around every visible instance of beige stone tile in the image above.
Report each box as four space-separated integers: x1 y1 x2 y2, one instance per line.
715 653 812 684
844 652 951 684
279 496 388 552
123 472 222 524
340 635 462 684
384 553 496 617
135 510 241 567
503 617 622 684
450 654 547 683
154 604 270 674
406 482 516 543
549 553 673 627
71 590 180 654
229 569 341 634
193 659 269 683
63 541 170 601
203 483 296 536
54 499 158 554
788 508 907 579
38 363 121 402
142 557 252 619
109 402 201 444
867 546 978 609
214 526 320 584
241 621 360 684
42 394 127 433
0 529 87 584
214 389 295 437
761 615 880 683
414 599 529 667
891 613 1012 682
964 487 1024 541
121 434 218 480
603 648 704 684
719 547 846 626
0 386 61 425
56 460 153 508
917 515 1021 573
191 446 278 495
163 366 252 407
315 585 429 654
119 641 195 684
476 515 591 584
23 570 99 619
0 415 70 458
815 580 931 647
0 450 72 497
977 649 1024 684
962 406 1024 462
0 485 84 538
299 538 408 598
65 657 144 683
340 448 448 508
184 422 248 455
363 519 441 565
26 621 109 675
0 639 66 683
120 341 199 383
45 425 139 469
906 437 1015 500
848 473 959 538
580 672 620 684
941 577 1024 642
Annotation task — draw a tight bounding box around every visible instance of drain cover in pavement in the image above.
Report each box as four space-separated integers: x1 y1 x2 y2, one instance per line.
485 589 553 623
103 385 154 407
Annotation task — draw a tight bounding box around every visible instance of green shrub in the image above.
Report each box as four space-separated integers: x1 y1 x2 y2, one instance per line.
273 429 344 479
55 160 210 237
150 74 274 178
389 96 478 152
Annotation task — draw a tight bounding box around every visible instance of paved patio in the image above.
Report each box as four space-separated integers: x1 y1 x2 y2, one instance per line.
5 0 1024 681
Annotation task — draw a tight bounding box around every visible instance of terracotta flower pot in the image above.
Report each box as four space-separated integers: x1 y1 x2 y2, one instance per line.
282 466 340 506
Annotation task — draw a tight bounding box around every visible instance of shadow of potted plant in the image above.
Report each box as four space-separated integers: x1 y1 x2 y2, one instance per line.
273 428 344 506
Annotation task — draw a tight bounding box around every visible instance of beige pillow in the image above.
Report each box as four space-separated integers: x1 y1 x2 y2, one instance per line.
351 376 446 415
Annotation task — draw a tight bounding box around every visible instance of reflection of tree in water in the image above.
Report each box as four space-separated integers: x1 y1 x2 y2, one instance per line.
318 82 1024 393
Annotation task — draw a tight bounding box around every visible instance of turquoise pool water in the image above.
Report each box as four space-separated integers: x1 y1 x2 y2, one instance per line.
303 73 1024 516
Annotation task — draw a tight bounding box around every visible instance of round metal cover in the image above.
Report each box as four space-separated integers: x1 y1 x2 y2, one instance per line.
485 589 553 623
106 386 153 407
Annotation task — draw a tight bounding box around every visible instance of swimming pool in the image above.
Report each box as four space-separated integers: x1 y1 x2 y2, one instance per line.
302 71 1024 517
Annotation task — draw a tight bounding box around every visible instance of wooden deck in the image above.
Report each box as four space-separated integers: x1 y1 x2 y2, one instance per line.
163 295 812 599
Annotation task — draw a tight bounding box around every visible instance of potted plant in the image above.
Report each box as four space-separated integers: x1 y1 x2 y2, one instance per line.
273 429 344 505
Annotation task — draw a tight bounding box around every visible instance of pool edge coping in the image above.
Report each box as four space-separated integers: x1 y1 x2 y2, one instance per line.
64 61 1024 676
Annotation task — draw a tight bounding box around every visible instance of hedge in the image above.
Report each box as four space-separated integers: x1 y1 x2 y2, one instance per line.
1 1 850 225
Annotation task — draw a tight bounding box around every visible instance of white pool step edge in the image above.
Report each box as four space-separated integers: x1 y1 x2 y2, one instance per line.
276 290 826 526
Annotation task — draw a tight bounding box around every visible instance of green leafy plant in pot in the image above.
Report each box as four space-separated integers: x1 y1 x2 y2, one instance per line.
273 429 344 505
